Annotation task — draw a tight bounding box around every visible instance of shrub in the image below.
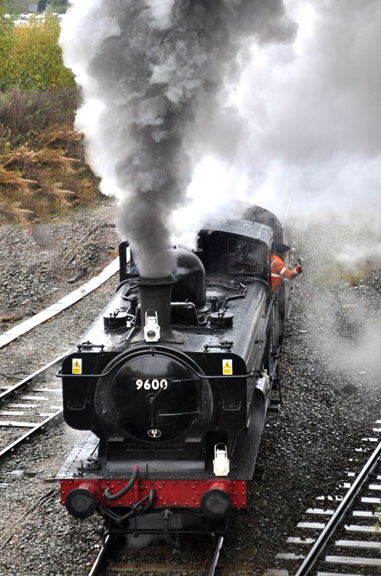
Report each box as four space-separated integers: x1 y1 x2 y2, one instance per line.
0 12 74 91
0 88 77 150
0 4 17 89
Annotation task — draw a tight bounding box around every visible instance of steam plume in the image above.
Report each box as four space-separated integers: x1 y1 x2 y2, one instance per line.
225 0 381 221
60 0 295 276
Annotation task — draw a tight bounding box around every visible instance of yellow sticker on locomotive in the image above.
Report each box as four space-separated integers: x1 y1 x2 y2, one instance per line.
72 358 82 374
223 359 233 375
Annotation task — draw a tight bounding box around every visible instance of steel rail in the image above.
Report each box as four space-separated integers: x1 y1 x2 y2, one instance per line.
0 353 67 403
87 533 224 576
88 535 112 576
0 354 70 461
295 440 381 576
205 535 224 576
0 257 119 349
0 409 63 461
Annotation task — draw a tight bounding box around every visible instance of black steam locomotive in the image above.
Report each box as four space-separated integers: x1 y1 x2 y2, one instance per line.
58 205 295 544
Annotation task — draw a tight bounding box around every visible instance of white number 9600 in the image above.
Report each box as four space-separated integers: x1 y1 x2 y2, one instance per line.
135 379 169 391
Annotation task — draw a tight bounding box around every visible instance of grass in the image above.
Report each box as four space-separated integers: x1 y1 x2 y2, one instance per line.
0 88 102 223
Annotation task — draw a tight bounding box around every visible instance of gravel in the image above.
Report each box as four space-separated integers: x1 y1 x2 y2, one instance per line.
0 201 118 326
0 208 380 575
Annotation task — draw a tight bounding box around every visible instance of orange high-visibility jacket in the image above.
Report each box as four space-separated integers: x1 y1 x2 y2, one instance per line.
271 254 302 292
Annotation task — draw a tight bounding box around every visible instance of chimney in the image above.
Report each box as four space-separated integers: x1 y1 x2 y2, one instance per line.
133 276 182 344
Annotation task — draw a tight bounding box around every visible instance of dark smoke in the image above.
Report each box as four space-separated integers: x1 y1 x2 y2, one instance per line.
61 0 295 276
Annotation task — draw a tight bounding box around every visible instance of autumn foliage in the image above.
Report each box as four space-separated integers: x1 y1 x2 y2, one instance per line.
0 5 102 223
0 11 74 91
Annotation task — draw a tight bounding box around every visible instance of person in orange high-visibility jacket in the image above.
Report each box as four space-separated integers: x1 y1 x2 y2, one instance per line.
271 243 302 292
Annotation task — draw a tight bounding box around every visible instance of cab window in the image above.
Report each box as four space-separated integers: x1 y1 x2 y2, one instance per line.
228 238 264 275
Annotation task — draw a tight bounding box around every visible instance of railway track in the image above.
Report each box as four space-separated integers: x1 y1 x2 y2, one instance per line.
0 354 66 461
0 257 120 461
264 421 381 576
0 257 119 349
88 534 226 576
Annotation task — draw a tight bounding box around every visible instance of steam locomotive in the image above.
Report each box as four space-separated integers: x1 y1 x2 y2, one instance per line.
57 204 295 544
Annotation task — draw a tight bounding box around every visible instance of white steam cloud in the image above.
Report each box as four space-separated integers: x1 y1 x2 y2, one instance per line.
173 0 381 235
205 0 381 222
60 0 295 275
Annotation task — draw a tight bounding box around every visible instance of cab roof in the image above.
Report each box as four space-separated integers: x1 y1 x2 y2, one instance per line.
200 218 273 249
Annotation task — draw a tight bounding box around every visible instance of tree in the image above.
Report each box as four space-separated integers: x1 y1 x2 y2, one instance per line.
0 13 74 91
37 0 47 12
0 2 16 91
4 1 29 14
46 0 68 13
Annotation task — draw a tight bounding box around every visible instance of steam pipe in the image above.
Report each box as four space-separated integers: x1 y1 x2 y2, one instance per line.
58 362 257 381
111 490 157 525
103 466 139 501
223 282 247 309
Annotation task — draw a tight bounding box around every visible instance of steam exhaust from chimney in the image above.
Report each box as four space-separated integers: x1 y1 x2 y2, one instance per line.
60 1 296 278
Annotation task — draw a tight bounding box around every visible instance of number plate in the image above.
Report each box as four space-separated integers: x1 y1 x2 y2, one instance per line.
134 378 170 391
